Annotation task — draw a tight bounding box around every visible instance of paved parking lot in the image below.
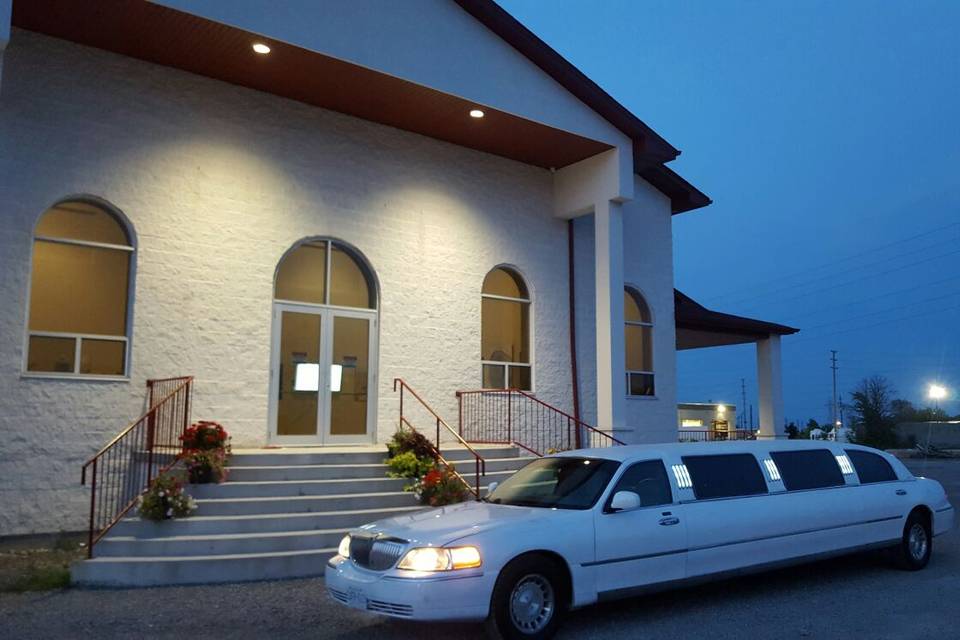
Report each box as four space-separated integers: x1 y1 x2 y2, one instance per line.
2 459 957 640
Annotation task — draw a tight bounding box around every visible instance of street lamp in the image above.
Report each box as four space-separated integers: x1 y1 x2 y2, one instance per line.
928 384 947 403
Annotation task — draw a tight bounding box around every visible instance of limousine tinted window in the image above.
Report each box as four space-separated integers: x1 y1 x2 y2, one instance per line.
846 449 897 484
681 454 768 500
770 449 845 491
605 460 672 510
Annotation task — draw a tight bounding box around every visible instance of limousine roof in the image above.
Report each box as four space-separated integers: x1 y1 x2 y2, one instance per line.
559 440 882 463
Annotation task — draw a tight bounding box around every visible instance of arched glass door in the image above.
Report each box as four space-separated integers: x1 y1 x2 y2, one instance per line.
269 240 378 444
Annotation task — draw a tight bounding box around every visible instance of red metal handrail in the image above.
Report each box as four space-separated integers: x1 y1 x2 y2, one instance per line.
678 429 757 442
393 378 486 499
456 388 625 457
80 376 194 557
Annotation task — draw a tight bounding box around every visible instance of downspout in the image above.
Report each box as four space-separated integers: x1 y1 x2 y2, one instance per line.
567 219 582 428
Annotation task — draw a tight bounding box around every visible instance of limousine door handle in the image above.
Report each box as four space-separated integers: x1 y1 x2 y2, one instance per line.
659 517 680 526
896 489 907 496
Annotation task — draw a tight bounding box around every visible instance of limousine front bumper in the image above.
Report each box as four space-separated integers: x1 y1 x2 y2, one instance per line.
325 555 493 621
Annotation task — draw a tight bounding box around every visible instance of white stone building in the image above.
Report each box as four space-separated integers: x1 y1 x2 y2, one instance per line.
0 0 796 538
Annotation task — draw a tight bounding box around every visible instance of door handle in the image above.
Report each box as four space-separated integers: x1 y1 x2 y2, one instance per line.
659 517 680 526
896 489 907 496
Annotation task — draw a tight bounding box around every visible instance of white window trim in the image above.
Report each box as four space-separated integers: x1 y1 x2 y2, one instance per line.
22 203 136 380
624 286 654 398
481 267 534 391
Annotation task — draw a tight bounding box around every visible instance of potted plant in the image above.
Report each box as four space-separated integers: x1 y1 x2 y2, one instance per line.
414 465 470 507
137 472 196 521
179 421 231 484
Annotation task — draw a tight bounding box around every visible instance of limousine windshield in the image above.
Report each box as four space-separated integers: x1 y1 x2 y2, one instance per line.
485 457 619 509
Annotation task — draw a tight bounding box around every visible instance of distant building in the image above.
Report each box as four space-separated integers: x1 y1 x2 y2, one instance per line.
895 422 960 449
678 403 738 438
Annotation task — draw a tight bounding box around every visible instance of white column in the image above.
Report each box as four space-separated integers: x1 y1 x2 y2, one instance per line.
756 335 783 438
594 200 626 435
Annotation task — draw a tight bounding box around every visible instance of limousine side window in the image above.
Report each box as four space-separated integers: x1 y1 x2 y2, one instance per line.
845 449 898 484
681 454 768 500
770 449 845 491
604 460 672 511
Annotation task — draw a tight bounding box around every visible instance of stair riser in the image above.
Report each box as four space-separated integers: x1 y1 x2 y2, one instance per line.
73 551 335 587
195 492 417 516
110 508 424 537
189 477 408 498
97 531 347 557
229 452 388 467
227 466 387 481
483 458 535 473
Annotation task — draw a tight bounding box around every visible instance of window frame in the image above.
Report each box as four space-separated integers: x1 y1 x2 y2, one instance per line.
22 198 136 381
602 459 674 513
769 449 846 491
273 238 378 311
624 285 654 398
845 449 899 485
480 266 533 391
680 453 770 501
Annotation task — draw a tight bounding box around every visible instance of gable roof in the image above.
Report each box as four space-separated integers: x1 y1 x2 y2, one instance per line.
456 0 711 213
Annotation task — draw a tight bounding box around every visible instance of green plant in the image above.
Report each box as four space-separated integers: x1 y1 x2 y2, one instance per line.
414 465 470 507
180 420 230 451
137 472 196 521
386 428 435 460
183 448 229 484
386 450 435 481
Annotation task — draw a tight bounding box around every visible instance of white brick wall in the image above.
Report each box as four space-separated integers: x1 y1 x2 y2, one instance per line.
0 31 580 535
0 30 681 536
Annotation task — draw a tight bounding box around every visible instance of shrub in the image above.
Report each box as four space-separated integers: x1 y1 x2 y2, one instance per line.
414 465 470 507
183 448 229 484
386 429 435 460
386 451 435 482
138 472 196 521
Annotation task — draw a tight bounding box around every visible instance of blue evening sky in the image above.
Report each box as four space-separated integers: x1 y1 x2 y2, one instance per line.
499 0 960 424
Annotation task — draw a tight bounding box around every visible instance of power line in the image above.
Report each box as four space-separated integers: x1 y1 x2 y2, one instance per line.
730 246 960 313
800 289 960 332
701 220 960 303
790 300 960 343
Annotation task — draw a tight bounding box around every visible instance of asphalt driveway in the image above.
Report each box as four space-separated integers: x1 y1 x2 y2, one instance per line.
2 459 957 640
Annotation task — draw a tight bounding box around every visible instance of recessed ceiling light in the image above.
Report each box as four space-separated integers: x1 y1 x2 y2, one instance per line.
469 109 485 118
252 43 271 54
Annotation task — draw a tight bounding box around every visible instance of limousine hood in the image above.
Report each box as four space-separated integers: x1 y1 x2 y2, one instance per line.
355 500 549 546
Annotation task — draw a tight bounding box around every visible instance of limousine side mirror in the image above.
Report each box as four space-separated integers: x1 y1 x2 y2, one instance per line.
609 491 642 513
486 481 499 496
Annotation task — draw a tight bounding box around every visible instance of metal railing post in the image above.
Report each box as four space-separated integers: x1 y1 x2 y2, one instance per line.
507 390 512 443
86 458 97 558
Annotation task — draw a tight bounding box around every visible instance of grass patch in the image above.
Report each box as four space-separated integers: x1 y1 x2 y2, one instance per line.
7 566 72 593
0 534 85 593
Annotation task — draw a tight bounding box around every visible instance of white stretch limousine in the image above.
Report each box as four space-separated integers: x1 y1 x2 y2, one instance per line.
326 441 954 639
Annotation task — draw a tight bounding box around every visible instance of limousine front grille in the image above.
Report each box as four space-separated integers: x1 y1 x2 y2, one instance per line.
367 599 414 617
349 534 407 571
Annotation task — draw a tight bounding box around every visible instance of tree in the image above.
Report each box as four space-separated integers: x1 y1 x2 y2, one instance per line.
848 376 899 449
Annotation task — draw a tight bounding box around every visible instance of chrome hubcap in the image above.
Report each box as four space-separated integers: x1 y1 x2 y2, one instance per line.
509 574 555 634
908 523 928 561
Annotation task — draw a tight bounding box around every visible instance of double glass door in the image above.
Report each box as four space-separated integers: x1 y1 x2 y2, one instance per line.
270 302 375 444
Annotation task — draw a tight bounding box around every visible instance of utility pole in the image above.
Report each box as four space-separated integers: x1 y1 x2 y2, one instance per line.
740 378 747 430
830 350 839 437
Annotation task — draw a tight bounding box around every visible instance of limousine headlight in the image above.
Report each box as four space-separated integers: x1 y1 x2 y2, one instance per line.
337 535 351 558
397 546 482 571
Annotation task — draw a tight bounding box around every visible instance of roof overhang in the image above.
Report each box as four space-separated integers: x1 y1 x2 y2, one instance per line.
675 290 798 350
11 0 710 214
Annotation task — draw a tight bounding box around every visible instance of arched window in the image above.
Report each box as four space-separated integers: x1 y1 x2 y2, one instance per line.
625 287 654 396
25 200 135 377
481 267 531 390
274 240 376 309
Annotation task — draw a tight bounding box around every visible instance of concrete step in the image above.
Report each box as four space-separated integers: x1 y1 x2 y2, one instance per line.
226 463 387 482
110 505 425 536
227 446 519 468
194 491 417 516
96 527 349 558
189 476 408 498
479 456 535 473
72 548 337 587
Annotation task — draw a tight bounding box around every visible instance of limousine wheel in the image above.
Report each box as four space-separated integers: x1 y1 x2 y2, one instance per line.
895 511 932 571
487 554 567 640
